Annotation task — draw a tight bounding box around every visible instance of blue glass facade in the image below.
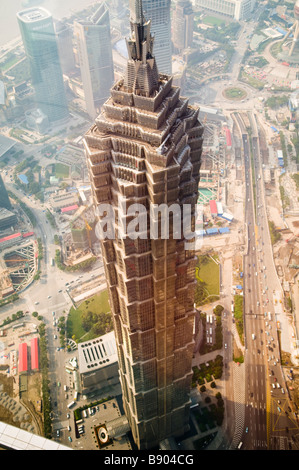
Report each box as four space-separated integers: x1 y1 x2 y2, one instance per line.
17 8 68 124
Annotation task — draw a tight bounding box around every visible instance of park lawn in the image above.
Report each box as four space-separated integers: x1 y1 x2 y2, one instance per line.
55 163 70 178
202 16 224 26
196 254 220 298
224 87 246 100
67 290 110 342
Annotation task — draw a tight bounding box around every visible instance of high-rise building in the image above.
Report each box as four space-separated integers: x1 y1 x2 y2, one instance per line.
83 0 203 450
172 0 194 53
74 3 114 120
195 0 256 21
142 0 172 74
54 20 76 76
17 7 69 124
0 174 12 211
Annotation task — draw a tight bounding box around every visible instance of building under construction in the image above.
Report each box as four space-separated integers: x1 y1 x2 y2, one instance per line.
70 205 96 251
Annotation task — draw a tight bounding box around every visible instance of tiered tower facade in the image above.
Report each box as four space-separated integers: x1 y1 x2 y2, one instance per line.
83 0 203 450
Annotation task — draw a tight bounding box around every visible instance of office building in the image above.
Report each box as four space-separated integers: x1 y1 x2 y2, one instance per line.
74 3 114 120
0 208 17 231
78 331 120 395
54 20 76 76
25 108 49 134
84 0 203 449
0 174 12 211
142 0 172 74
172 0 194 52
17 7 69 124
195 0 256 21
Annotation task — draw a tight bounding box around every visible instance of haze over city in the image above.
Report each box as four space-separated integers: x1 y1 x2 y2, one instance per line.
0 0 298 457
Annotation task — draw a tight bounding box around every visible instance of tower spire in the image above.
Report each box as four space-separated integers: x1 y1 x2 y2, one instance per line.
124 0 159 96
129 0 144 25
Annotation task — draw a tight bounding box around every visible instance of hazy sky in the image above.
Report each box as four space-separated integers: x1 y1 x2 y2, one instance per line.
0 0 98 46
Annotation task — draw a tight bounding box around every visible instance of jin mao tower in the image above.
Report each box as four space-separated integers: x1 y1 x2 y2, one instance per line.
83 0 203 450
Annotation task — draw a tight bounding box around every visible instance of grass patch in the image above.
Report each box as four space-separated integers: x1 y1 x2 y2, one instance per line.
55 163 69 179
268 220 282 245
195 253 220 306
67 291 111 343
223 87 246 100
240 69 264 90
202 16 224 26
234 294 244 343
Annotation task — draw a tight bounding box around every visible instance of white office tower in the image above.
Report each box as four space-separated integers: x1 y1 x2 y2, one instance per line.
195 0 256 21
74 3 114 120
142 0 172 74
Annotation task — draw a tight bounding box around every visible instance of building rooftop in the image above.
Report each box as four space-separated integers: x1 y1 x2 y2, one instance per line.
61 204 79 214
78 331 118 375
0 208 15 221
0 421 71 450
17 7 51 23
0 233 21 244
0 135 16 159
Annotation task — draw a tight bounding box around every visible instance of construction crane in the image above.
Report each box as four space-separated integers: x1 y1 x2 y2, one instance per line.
83 217 92 249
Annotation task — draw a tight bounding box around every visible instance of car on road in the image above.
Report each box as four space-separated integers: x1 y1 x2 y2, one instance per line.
68 436 72 442
245 427 249 433
224 343 227 349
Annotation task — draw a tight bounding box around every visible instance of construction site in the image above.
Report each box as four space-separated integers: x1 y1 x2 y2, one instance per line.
0 240 38 295
58 203 99 268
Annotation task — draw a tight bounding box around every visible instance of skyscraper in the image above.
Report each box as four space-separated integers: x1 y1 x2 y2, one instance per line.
84 0 203 450
74 3 114 120
142 0 172 74
54 20 76 76
172 0 194 53
17 7 69 124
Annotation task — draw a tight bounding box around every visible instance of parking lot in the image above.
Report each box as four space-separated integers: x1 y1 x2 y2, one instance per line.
68 398 132 450
54 395 132 450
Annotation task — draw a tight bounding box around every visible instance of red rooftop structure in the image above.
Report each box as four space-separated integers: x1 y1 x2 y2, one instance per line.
61 204 78 214
0 233 21 244
18 342 28 373
209 200 217 217
22 232 34 238
225 128 232 148
31 337 39 370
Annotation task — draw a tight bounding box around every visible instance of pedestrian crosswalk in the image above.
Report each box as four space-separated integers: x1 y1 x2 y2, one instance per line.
230 362 246 449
